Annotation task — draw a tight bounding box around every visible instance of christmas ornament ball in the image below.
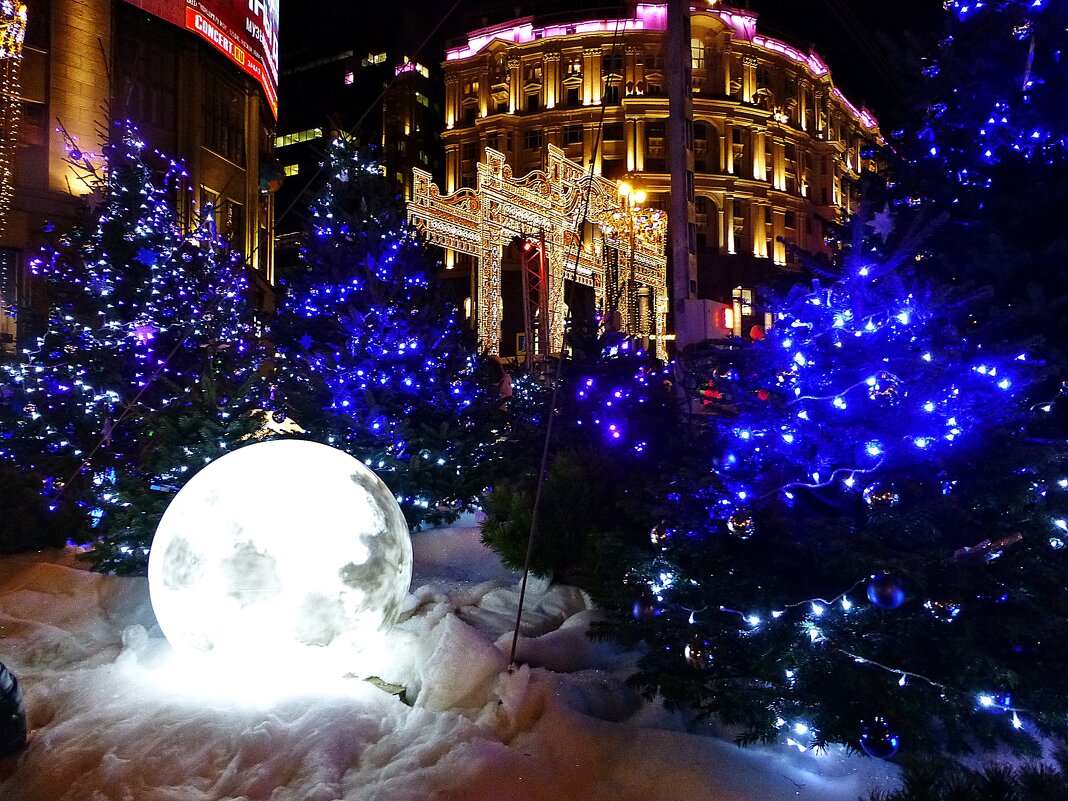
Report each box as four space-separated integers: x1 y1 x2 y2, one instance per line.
859 717 900 759
867 573 907 610
148 440 412 673
862 482 900 509
727 511 756 539
684 637 712 669
868 371 905 406
925 598 962 623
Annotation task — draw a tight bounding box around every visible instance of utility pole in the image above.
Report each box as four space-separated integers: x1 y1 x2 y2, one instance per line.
666 0 698 351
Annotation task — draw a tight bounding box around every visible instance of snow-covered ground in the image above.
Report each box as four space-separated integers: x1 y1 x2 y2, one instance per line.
0 516 900 800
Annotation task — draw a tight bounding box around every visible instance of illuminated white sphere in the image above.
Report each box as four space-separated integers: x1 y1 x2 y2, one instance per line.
147 440 412 671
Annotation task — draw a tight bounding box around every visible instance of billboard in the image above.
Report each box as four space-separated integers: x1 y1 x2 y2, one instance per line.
123 0 279 118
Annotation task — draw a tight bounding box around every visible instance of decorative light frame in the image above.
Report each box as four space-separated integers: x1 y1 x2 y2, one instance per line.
408 144 668 359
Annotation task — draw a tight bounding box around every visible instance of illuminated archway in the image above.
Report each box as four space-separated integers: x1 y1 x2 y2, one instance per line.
408 145 668 360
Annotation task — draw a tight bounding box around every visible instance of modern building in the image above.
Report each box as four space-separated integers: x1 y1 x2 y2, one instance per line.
439 2 882 331
273 46 444 243
1 0 279 351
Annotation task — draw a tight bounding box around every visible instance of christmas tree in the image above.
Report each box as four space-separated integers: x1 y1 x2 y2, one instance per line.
566 194 1068 758
910 0 1068 353
271 138 498 528
482 341 684 587
0 122 265 572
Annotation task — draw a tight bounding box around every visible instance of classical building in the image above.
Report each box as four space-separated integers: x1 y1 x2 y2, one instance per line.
439 2 882 331
1 0 279 351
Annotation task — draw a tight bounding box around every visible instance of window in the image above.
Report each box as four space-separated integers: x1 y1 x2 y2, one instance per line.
691 38 705 70
463 80 479 96
603 122 623 141
645 52 664 71
366 52 387 65
566 57 582 76
732 128 743 144
463 106 477 127
344 71 354 85
524 129 542 150
602 53 623 74
785 211 797 229
461 142 478 161
566 87 580 106
565 124 584 145
647 121 665 139
603 83 620 105
486 133 499 150
275 127 322 148
497 101 508 114
526 93 540 113
283 164 299 176
415 92 429 107
203 70 245 166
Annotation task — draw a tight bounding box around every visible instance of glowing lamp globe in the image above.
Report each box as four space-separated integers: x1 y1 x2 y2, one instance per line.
147 440 412 673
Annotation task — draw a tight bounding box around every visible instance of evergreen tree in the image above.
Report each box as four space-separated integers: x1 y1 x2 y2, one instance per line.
910 0 1068 352
586 215 1068 757
272 139 498 528
0 123 265 571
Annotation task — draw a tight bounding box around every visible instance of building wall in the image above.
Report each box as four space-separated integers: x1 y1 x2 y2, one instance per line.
439 5 881 301
2 0 275 349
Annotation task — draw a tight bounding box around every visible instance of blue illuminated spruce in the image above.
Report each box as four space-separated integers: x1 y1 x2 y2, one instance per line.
588 212 1068 757
0 123 265 571
271 139 497 528
911 0 1068 355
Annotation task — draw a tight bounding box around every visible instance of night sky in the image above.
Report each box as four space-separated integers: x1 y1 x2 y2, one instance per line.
279 0 947 131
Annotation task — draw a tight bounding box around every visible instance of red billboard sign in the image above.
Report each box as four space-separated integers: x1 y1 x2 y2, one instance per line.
123 0 279 118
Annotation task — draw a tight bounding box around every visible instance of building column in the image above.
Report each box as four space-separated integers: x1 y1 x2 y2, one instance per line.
752 201 767 258
445 75 459 129
635 117 646 172
508 58 521 113
583 47 601 105
544 51 560 109
445 143 460 193
752 127 765 181
741 55 757 104
584 124 602 173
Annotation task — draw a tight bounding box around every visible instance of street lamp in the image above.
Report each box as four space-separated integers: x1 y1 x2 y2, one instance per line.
617 181 646 338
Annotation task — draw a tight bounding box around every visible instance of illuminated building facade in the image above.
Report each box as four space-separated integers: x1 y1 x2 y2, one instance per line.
273 47 443 244
440 2 882 331
1 0 278 351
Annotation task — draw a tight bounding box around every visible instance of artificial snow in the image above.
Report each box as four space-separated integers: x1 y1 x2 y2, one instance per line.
0 515 901 800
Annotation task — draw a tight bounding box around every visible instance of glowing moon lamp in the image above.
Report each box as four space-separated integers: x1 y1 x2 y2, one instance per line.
147 439 412 673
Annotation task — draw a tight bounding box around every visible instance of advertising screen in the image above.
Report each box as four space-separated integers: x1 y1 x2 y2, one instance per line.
123 0 279 118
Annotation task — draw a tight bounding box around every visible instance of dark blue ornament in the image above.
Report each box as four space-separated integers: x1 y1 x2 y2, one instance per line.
859 717 899 759
867 573 906 609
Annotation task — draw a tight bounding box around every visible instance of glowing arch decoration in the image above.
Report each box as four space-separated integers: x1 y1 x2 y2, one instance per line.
147 440 413 674
408 145 669 360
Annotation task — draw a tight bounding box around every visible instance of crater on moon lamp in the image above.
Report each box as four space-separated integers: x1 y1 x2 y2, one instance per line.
147 439 412 669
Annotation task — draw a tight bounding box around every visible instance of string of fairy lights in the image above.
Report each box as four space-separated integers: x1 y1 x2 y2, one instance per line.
0 2 27 238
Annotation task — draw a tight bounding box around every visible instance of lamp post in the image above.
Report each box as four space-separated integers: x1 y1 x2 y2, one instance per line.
617 181 646 338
